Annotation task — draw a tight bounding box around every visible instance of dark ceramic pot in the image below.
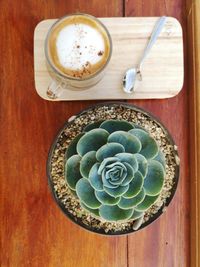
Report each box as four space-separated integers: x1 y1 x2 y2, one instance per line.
47 102 180 235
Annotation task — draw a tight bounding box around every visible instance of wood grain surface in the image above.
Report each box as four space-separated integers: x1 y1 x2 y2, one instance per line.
0 1 190 267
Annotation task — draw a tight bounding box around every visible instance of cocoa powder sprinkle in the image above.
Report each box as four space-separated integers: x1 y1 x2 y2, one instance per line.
98 50 104 56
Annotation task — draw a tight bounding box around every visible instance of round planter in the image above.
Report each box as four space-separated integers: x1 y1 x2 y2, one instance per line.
47 102 180 235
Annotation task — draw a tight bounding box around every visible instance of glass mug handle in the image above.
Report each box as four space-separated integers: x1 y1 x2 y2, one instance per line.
47 80 66 99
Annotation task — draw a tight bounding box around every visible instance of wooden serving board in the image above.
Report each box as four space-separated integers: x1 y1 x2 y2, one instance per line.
34 17 183 101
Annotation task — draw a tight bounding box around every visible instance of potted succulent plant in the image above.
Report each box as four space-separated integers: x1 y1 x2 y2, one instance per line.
47 102 179 235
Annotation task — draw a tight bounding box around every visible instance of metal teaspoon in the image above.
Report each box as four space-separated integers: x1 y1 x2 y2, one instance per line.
123 16 167 94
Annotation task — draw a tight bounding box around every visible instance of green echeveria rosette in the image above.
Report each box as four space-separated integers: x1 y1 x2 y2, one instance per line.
64 120 165 228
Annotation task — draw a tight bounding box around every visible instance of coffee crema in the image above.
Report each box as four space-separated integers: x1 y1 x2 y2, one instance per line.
47 15 111 79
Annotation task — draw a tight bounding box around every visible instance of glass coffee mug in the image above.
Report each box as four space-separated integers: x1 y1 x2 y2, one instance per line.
45 13 112 99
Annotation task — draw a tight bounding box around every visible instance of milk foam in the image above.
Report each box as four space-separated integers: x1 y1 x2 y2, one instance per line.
56 23 105 70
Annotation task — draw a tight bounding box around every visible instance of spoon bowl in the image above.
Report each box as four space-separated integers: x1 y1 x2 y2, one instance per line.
123 68 143 93
123 68 137 93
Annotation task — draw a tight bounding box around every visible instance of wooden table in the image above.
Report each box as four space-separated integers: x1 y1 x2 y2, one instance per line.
1 0 196 266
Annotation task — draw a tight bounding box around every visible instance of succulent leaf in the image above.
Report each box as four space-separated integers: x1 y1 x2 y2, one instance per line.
81 202 100 217
102 163 127 186
84 120 105 132
131 188 146 205
123 171 144 198
98 157 120 175
144 160 164 196
106 168 126 184
96 143 125 162
77 129 109 156
135 153 148 177
129 129 158 159
95 190 120 205
65 155 82 190
153 150 166 169
129 210 144 220
104 184 129 197
120 162 135 186
89 163 103 191
108 131 141 153
65 133 84 160
135 194 159 211
102 169 119 188
99 205 134 221
80 151 97 179
100 120 134 133
116 153 138 172
118 188 145 209
76 178 101 209
132 215 144 230
101 165 124 188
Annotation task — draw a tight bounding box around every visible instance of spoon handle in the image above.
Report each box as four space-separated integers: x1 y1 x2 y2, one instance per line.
138 16 167 69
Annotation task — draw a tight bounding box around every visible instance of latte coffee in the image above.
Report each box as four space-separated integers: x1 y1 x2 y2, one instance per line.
46 14 112 79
